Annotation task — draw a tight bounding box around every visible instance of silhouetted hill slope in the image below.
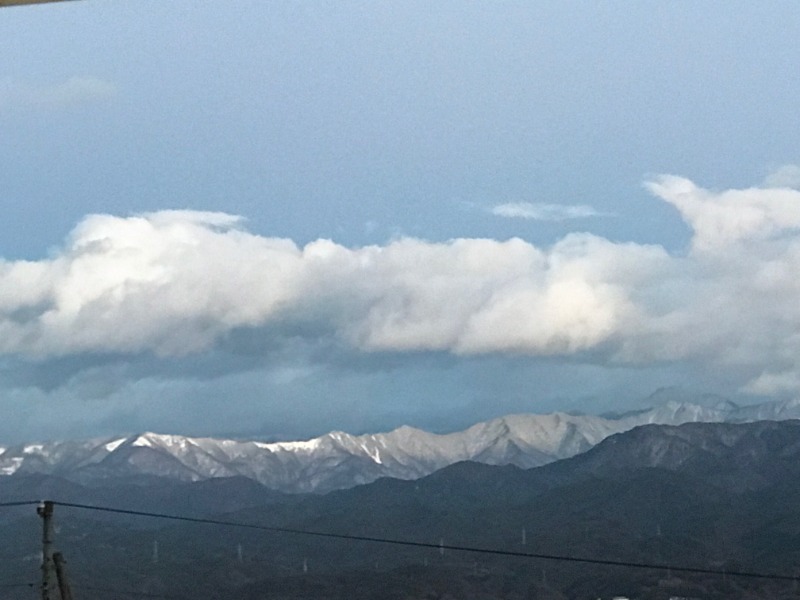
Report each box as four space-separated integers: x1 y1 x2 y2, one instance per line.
540 419 800 491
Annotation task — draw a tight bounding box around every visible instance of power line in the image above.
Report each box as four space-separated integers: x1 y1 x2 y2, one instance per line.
0 500 40 508
55 500 798 583
0 1 81 7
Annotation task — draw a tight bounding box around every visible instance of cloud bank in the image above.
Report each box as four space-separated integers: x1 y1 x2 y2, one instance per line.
2 175 800 394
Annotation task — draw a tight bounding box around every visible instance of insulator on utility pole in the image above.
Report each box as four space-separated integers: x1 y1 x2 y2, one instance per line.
521 527 527 545
302 558 308 574
237 543 243 563
53 552 73 600
37 501 56 600
152 540 159 564
439 538 444 557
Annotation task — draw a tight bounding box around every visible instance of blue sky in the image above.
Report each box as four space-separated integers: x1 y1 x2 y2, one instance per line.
1 1 799 443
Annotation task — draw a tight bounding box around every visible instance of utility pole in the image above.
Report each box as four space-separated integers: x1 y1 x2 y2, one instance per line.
37 501 56 600
53 553 73 600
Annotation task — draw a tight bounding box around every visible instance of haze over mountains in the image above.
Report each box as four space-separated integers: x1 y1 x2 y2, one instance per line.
3 392 800 493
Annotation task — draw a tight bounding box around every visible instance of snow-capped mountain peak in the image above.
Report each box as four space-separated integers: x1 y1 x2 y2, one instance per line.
1 395 799 493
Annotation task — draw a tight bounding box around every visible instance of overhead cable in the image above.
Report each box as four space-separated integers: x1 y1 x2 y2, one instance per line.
0 500 41 508
55 500 798 583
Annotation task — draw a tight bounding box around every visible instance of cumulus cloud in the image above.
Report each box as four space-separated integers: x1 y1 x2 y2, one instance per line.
0 76 116 111
491 202 607 221
2 174 800 396
646 175 800 251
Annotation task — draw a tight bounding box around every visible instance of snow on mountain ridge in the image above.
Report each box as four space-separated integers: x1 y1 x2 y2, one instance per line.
1 396 799 493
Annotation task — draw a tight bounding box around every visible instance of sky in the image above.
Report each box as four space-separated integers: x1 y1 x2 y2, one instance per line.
1 1 800 443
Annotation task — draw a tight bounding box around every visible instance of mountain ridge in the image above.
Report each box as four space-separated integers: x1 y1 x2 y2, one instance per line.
2 394 800 493
3 419 800 599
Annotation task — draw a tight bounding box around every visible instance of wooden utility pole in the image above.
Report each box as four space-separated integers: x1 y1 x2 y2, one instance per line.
37 501 56 600
53 553 74 600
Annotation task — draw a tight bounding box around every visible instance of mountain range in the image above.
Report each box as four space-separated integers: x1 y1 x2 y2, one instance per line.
3 391 800 493
3 418 800 599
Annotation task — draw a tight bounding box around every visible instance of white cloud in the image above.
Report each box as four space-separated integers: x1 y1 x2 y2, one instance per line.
763 164 800 190
646 175 800 251
0 76 116 111
2 174 800 396
742 370 800 396
491 202 608 221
